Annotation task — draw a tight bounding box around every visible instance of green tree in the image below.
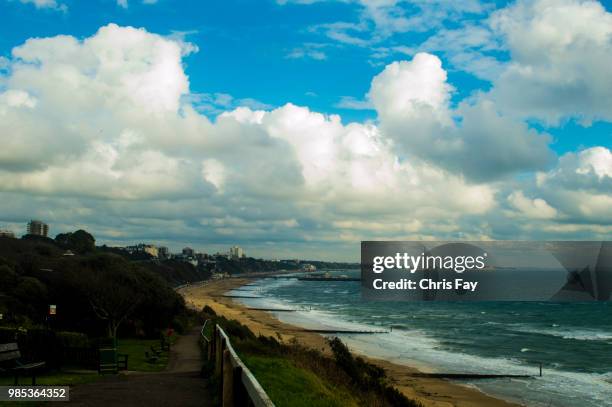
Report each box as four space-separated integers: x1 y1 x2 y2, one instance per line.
55 229 96 253
78 255 142 339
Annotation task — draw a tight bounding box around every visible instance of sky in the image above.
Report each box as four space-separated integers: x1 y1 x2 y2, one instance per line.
0 0 610 261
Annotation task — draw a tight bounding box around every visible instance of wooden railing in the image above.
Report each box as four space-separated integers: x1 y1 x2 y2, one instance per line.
202 322 275 407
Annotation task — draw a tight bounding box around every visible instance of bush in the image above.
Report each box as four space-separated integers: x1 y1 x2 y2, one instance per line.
0 327 17 342
56 331 90 348
202 305 216 317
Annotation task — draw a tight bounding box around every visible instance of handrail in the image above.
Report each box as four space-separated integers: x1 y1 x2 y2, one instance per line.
216 325 275 407
200 320 210 342
202 321 275 407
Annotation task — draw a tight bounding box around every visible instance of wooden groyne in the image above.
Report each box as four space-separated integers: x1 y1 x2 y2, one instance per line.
292 328 389 334
409 373 534 379
219 295 265 299
411 363 543 379
297 277 361 282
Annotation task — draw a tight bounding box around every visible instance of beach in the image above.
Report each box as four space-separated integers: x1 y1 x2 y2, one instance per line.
178 278 518 407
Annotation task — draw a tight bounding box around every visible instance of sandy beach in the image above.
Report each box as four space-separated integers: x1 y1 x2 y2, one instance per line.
178 278 519 407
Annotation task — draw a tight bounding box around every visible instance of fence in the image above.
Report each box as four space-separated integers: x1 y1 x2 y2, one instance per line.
201 321 275 407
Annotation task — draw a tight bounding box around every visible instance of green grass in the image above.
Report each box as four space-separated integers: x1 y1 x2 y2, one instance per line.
116 336 178 372
242 355 359 407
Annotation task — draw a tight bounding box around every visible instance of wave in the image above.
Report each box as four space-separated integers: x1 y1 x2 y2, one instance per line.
234 278 612 407
510 325 612 342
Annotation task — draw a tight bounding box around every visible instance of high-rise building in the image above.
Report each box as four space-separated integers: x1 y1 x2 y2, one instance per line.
182 247 195 257
158 246 170 260
27 220 49 237
229 245 244 260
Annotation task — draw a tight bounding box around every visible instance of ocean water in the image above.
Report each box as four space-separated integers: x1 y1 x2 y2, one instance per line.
232 270 612 407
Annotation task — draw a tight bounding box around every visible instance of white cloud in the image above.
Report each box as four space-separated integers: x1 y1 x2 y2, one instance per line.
201 159 226 191
369 53 554 180
286 44 328 60
490 0 612 124
335 96 373 110
0 22 609 257
370 53 452 120
117 0 128 8
507 191 558 219
527 147 612 226
0 23 497 253
18 0 66 11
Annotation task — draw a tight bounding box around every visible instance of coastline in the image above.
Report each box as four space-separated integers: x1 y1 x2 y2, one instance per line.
179 278 520 407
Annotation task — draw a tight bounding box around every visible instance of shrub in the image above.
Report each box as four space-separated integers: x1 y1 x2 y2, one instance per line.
56 331 90 348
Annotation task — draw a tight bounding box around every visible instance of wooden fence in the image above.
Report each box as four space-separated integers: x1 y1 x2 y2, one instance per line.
201 322 275 407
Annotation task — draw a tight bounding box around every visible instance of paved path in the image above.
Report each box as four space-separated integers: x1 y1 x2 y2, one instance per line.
68 328 212 407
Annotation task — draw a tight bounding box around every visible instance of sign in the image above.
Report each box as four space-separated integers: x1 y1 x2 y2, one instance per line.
49 305 57 315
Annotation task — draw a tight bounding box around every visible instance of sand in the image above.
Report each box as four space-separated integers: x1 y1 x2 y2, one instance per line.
178 278 519 407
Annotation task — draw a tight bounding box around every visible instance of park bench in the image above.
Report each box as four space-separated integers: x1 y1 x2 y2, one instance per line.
150 345 162 357
160 336 170 351
144 351 158 363
117 353 129 371
0 343 46 385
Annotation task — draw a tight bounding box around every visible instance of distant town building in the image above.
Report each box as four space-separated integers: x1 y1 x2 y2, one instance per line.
158 246 170 260
0 229 15 238
27 220 49 237
182 247 195 257
300 263 317 272
125 243 158 258
229 245 245 260
143 245 158 258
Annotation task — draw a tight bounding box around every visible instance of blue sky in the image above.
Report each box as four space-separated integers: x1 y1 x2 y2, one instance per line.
3 0 608 148
0 0 610 260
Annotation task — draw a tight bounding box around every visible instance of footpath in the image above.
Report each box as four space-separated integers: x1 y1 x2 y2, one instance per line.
68 327 212 407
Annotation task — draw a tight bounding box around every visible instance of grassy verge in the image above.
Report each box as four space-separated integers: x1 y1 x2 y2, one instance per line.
242 355 359 407
117 338 171 372
200 307 422 407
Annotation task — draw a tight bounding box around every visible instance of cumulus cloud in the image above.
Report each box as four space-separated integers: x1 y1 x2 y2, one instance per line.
518 147 612 228
0 24 502 255
507 191 558 219
369 53 555 181
0 20 609 258
490 0 612 124
18 0 66 10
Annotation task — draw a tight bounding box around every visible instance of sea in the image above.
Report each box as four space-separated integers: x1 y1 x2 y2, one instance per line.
231 270 612 407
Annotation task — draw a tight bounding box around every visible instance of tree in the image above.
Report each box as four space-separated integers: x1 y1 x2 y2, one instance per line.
55 230 95 254
79 256 143 339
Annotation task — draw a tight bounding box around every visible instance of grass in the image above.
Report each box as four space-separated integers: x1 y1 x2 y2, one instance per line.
242 355 359 407
117 338 170 372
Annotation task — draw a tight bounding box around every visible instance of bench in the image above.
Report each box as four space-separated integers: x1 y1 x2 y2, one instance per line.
0 343 46 385
160 337 170 351
117 353 129 371
150 345 162 357
144 351 158 363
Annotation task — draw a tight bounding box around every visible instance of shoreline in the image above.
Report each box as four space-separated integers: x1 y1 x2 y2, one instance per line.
179 278 520 407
